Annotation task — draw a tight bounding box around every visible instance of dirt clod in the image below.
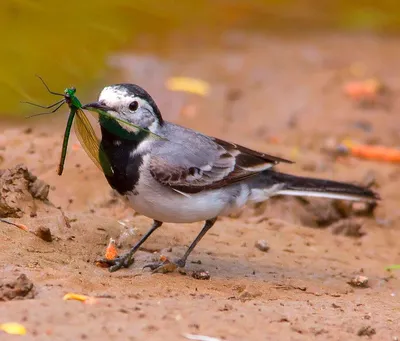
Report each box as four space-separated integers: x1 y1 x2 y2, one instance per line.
0 273 35 301
34 226 53 242
357 326 376 337
0 164 50 218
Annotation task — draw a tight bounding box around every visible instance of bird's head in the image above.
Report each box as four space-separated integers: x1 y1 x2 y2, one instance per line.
83 84 163 134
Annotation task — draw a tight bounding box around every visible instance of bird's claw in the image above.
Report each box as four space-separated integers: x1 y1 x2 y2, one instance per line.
110 254 135 272
95 253 135 272
143 256 186 274
143 261 178 274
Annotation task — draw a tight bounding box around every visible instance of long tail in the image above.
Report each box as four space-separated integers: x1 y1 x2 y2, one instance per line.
264 171 379 202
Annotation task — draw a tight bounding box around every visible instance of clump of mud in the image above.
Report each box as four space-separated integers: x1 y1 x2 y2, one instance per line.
0 273 36 301
0 164 50 218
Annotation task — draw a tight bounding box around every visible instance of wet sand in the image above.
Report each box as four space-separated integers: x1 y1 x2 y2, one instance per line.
1 33 400 340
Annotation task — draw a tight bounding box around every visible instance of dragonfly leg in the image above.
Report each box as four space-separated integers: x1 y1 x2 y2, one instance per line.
26 101 65 118
22 98 65 109
35 75 64 96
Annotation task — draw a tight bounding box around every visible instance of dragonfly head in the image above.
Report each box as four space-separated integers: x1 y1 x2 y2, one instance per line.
64 87 76 98
83 84 164 134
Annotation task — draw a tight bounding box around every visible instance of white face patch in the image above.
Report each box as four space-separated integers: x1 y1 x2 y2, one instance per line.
100 87 129 108
99 87 150 114
97 86 160 133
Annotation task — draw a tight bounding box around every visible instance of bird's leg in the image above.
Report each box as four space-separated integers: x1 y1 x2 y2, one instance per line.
144 217 217 274
105 220 163 272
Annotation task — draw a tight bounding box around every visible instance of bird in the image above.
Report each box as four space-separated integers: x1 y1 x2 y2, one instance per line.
82 83 379 274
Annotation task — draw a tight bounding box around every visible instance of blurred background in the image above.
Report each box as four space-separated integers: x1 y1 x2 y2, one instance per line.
1 0 400 116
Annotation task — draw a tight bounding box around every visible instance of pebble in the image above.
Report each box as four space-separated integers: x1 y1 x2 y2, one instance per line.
348 275 369 288
255 240 270 252
192 270 210 280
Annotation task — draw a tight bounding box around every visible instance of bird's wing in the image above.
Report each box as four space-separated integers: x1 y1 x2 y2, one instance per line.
148 134 292 194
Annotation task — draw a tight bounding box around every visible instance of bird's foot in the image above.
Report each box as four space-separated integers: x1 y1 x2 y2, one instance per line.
96 253 135 272
143 255 186 274
110 253 135 272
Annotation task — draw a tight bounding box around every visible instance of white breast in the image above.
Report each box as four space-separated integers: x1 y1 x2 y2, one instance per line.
127 181 222 223
125 172 251 223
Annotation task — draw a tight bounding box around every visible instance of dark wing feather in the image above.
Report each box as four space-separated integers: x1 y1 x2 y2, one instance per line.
212 137 292 166
149 135 292 194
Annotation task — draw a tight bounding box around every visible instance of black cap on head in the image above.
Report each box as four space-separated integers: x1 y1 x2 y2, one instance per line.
114 83 164 124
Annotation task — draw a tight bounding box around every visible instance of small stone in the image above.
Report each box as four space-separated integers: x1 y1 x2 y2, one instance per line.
191 270 210 280
357 326 376 337
348 275 369 288
255 239 270 252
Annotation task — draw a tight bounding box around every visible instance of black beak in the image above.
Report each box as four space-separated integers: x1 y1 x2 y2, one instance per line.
82 102 113 112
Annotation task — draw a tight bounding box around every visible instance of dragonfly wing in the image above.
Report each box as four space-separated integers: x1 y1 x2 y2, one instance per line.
74 109 114 176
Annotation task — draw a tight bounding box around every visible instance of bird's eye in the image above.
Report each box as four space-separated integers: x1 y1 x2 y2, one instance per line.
129 101 139 111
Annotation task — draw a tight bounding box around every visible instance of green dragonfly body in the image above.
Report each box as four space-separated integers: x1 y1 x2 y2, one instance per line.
59 88 77 175
59 87 114 176
24 77 164 177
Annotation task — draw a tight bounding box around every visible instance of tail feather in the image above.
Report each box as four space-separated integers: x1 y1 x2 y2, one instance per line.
265 171 379 202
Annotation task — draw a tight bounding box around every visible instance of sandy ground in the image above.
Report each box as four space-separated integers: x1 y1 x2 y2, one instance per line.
1 33 400 340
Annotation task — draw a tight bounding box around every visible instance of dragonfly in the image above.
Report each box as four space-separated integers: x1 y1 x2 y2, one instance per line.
24 76 164 176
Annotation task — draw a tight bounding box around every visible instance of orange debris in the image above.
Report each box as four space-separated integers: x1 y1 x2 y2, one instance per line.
342 141 400 163
105 238 118 260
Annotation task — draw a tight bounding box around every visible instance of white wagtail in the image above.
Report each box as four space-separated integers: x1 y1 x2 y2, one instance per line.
82 83 379 273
